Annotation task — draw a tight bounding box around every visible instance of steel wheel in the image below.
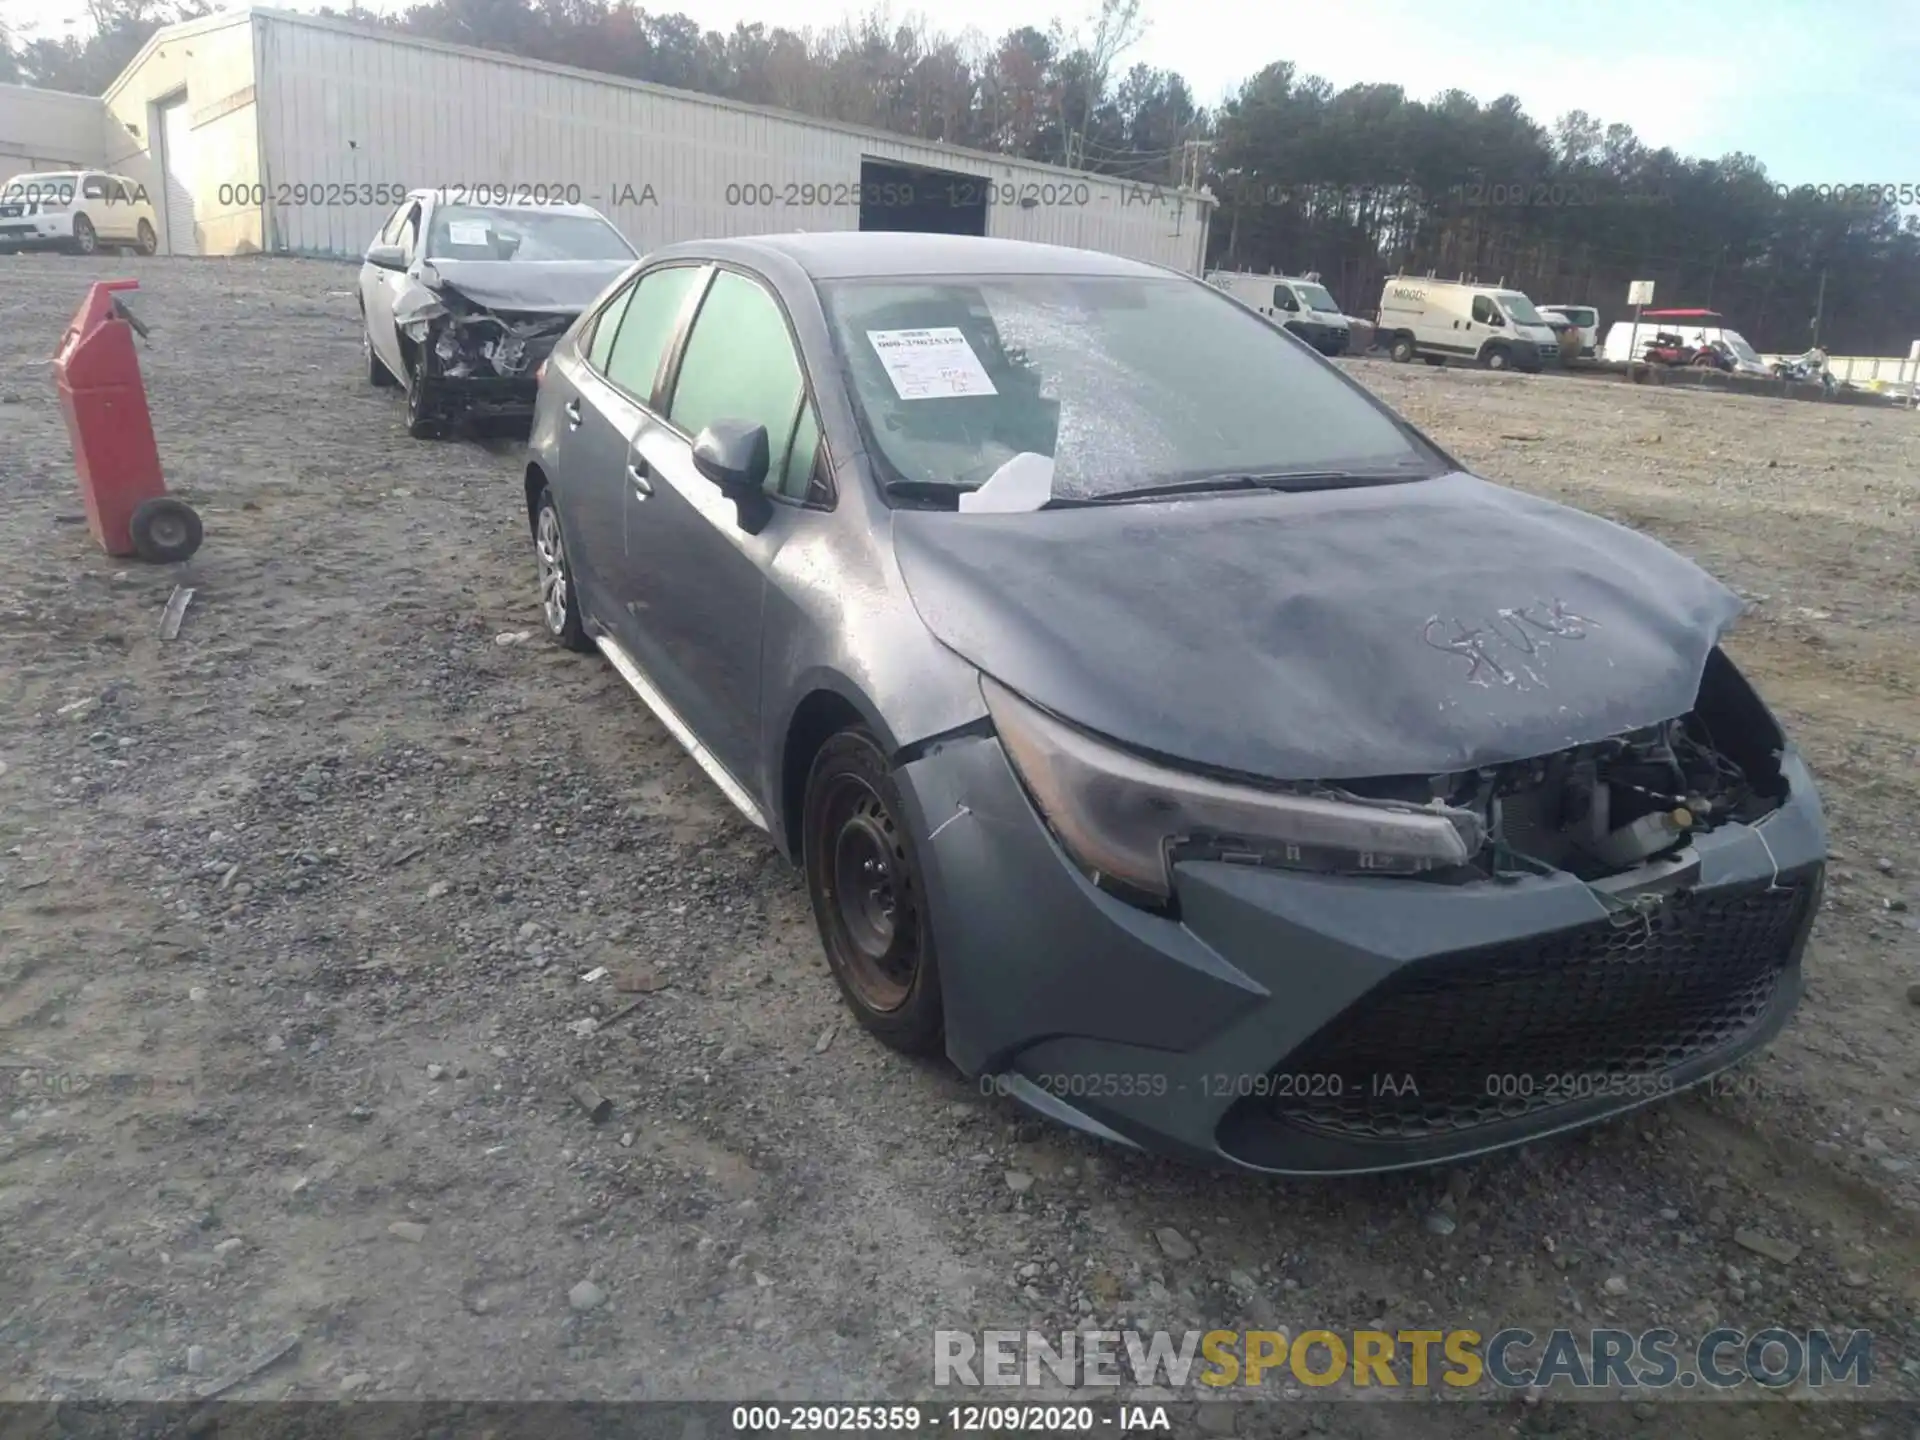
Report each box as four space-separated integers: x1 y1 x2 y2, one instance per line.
821 777 915 1009
802 728 944 1052
536 504 570 635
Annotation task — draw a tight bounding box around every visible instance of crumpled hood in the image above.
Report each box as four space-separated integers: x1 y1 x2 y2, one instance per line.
891 471 1747 781
415 259 632 314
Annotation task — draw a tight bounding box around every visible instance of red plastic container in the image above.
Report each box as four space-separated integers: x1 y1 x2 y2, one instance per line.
52 279 201 563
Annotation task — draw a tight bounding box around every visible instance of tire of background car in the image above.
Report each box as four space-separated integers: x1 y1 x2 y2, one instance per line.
1389 334 1416 363
1423 356 1446 367
135 219 157 256
1483 345 1511 371
802 727 944 1055
404 362 443 439
128 496 203 565
364 323 396 388
531 484 592 653
70 215 97 256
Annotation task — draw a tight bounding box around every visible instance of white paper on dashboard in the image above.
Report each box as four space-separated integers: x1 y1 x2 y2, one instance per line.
957 452 1054 513
866 327 999 399
447 220 492 246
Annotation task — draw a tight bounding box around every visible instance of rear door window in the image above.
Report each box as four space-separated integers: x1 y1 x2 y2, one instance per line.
601 264 703 403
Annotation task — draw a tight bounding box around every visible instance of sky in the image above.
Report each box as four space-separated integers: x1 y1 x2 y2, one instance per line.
6 0 1916 187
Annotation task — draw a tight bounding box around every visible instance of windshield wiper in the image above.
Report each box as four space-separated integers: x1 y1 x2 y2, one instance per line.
1062 469 1427 506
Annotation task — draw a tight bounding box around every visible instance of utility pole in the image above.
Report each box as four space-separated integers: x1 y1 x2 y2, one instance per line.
1811 268 1828 348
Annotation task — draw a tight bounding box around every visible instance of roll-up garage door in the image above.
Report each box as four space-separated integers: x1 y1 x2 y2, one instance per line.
158 96 197 256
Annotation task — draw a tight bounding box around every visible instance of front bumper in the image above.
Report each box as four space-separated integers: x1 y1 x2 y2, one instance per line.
0 213 77 249
425 372 540 419
897 736 1826 1175
1286 320 1350 356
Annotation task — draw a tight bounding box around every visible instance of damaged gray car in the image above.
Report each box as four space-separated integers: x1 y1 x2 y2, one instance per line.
359 190 638 438
524 233 1828 1175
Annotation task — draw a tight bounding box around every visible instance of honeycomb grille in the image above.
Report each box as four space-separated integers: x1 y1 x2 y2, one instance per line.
1266 882 1810 1142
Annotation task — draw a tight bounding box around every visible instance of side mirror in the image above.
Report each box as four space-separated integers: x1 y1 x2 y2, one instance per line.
692 420 770 498
366 242 408 271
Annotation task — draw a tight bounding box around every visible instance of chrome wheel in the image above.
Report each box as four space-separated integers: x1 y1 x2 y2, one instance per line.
536 504 569 635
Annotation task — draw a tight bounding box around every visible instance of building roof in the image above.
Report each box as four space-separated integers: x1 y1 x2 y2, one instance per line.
687 231 1172 280
105 7 1210 212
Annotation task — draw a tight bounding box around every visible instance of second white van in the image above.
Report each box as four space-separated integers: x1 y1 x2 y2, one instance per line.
1376 277 1558 372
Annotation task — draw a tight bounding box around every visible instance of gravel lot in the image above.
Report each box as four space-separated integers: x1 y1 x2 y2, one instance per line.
1 257 1916 1434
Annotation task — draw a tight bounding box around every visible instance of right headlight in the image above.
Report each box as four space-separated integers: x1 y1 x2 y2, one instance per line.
982 676 1485 903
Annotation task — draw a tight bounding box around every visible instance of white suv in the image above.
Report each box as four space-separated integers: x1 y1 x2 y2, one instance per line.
0 171 159 256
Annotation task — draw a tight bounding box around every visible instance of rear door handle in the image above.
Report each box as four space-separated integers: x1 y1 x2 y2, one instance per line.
627 461 652 500
564 398 582 430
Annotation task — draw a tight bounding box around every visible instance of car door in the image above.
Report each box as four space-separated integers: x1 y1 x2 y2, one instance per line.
621 265 819 788
362 199 421 380
1272 282 1303 333
553 260 707 633
78 173 112 239
100 178 132 241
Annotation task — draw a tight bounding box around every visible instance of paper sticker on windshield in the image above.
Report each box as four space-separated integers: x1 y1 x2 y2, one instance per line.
867 328 998 400
447 220 492 246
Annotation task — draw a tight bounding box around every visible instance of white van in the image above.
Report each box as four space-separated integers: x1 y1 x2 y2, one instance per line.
1539 304 1600 356
1600 310 1769 377
1206 271 1355 355
1376 276 1558 372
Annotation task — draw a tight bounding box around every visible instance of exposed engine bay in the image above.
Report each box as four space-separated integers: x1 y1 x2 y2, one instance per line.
1331 651 1789 883
1433 712 1772 879
398 287 570 381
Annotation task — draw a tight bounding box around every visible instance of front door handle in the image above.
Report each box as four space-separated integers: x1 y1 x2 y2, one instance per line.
627 461 652 500
565 398 582 430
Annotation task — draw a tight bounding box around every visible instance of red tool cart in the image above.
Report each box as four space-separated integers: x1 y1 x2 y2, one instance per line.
51 279 203 564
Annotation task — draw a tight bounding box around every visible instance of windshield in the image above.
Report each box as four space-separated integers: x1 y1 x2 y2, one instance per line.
1294 282 1341 313
819 274 1433 502
424 205 636 262
1565 307 1597 326
1497 292 1546 325
1721 330 1761 362
2 173 78 203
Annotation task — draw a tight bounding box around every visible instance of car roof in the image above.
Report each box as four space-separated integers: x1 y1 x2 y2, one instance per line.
648 231 1173 281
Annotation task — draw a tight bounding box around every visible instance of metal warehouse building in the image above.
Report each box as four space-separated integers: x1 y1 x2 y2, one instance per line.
0 5 1211 269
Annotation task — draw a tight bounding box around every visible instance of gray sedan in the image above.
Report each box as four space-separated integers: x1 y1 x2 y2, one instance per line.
522 233 1827 1175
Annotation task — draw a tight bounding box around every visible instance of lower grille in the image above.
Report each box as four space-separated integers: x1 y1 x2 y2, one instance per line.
1267 881 1811 1142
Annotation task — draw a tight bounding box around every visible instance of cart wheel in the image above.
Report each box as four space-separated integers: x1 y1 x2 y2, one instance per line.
129 497 204 564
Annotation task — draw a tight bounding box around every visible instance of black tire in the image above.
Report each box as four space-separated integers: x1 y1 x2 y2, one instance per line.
1389 335 1416 364
803 728 944 1055
531 485 592 653
404 361 444 439
70 215 97 256
364 321 396 388
136 219 158 256
1423 356 1446 367
1483 345 1511 371
128 496 203 564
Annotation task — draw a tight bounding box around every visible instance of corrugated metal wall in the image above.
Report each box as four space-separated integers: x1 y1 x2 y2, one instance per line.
253 11 1210 271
